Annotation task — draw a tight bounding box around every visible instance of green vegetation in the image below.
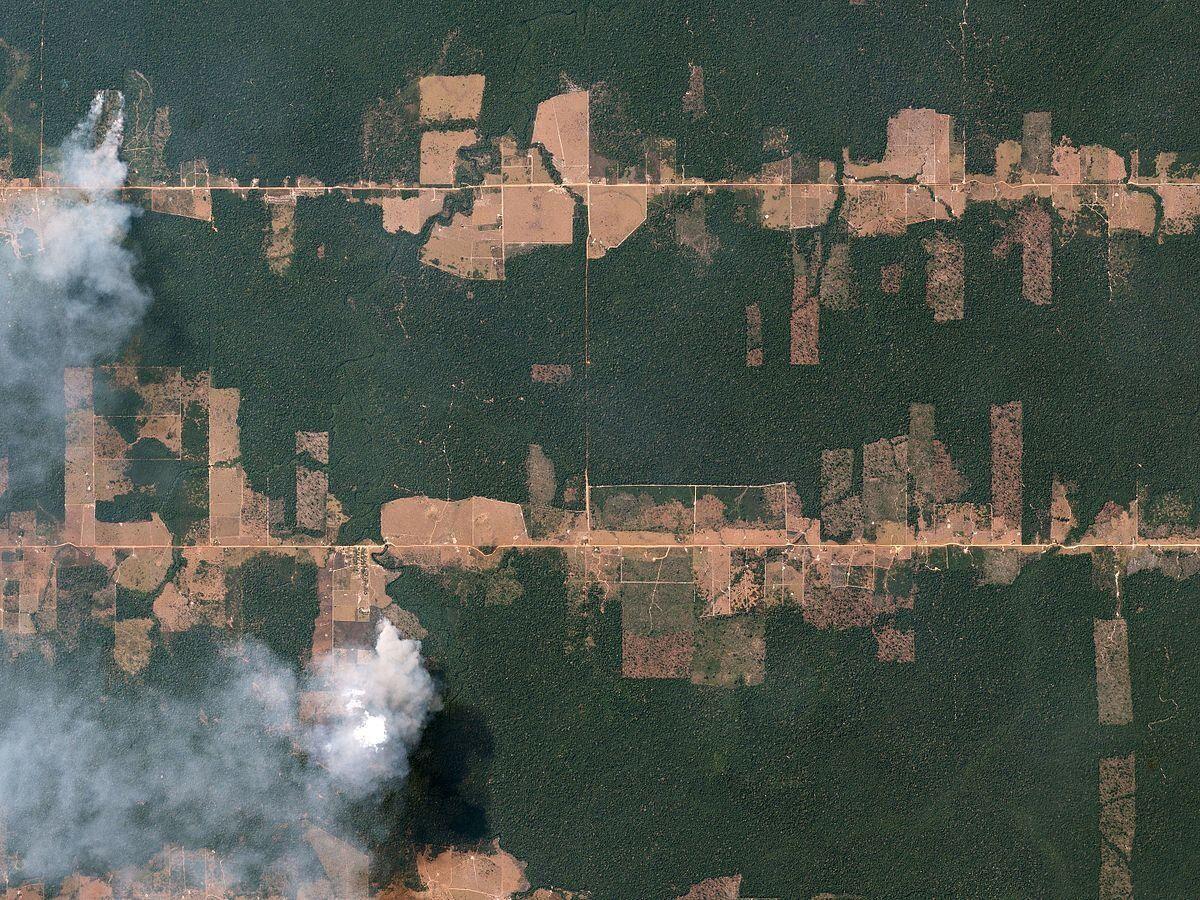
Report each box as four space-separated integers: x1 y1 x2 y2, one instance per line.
2 0 1198 537
227 552 319 669
24 1 1196 188
92 370 143 417
385 550 1103 898
5 5 1200 895
436 563 526 607
133 193 585 542
0 9 40 177
115 584 155 620
141 623 231 699
92 439 207 542
585 193 1200 539
56 562 111 598
1126 568 1200 895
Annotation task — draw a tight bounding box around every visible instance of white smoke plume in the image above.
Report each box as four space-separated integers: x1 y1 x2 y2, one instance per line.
0 620 438 887
0 91 151 487
0 96 440 888
310 622 440 790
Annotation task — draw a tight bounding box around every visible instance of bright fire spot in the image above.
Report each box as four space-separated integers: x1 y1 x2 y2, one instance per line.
354 713 388 749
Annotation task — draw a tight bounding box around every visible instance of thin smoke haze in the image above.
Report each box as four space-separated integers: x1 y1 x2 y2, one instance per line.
0 618 437 885
0 96 440 890
0 91 150 487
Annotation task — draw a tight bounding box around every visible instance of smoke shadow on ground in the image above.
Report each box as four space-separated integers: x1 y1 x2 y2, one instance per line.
362 701 494 886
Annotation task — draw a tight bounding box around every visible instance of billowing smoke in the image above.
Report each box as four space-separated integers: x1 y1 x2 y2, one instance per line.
0 96 439 888
0 621 437 886
0 91 151 487
310 621 439 790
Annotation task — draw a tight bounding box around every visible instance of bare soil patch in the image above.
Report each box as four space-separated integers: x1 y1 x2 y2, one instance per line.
1081 145 1126 183
419 129 477 186
622 630 694 679
905 184 960 229
209 466 242 543
306 827 369 899
821 448 861 539
845 108 955 184
64 366 93 411
531 90 590 186
264 195 296 275
115 548 172 593
693 546 733 610
503 184 574 245
296 430 330 465
586 184 647 259
382 497 473 545
873 625 916 663
692 487 787 545
990 401 1023 536
1050 477 1077 543
421 188 504 280
682 63 706 120
380 496 529 546
296 466 329 533
993 199 1052 305
842 184 907 237
369 190 447 234
931 440 968 504
1094 618 1133 726
1021 111 1052 174
1088 185 1153 236
208 388 241 465
767 482 804 530
750 166 791 231
790 184 838 229
113 618 153 675
398 841 529 900
94 514 172 548
922 230 964 322
1156 184 1200 236
744 303 763 366
862 436 908 538
802 583 875 630
95 415 181 460
418 74 485 124
592 489 693 539
790 249 819 364
149 185 214 222
105 366 182 415
152 581 193 632
677 875 742 900
1081 501 1138 546
530 364 572 384
674 193 719 265
694 493 726 533
525 443 556 508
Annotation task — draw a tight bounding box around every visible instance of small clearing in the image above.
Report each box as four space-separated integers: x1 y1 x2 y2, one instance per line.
922 230 965 322
418 74 485 124
419 128 477 185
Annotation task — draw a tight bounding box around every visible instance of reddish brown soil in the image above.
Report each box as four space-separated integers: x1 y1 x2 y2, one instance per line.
622 630 694 678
